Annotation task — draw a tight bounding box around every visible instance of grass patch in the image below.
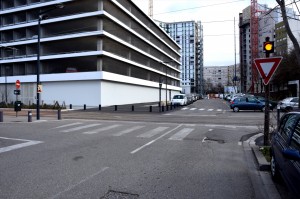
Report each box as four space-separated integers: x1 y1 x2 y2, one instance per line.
259 146 271 162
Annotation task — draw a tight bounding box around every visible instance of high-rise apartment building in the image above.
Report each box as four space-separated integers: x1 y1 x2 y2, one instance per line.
239 4 296 93
159 20 204 95
0 0 181 106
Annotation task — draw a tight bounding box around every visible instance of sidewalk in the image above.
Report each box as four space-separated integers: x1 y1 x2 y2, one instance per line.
243 133 281 199
0 108 58 122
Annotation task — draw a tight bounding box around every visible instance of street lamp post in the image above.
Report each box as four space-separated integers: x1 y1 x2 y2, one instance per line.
165 66 167 108
159 78 162 112
4 66 8 103
36 4 64 120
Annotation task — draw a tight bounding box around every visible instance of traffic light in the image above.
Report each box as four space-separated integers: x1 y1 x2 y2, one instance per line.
263 41 274 53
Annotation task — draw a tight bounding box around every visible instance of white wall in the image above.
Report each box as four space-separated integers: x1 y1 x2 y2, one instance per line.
0 71 182 107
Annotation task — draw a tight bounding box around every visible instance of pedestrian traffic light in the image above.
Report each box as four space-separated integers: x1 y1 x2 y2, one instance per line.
263 41 274 53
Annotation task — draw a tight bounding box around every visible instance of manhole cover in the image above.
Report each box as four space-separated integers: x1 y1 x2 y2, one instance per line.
100 190 139 199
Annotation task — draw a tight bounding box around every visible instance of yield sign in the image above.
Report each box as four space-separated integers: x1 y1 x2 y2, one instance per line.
254 57 282 85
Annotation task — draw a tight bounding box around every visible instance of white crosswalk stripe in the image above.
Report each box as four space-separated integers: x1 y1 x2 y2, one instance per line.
190 108 197 110
168 128 194 140
181 107 188 110
207 109 213 111
217 109 222 112
54 122 82 129
83 124 121 134
60 124 101 133
137 127 169 138
199 108 205 111
113 126 144 136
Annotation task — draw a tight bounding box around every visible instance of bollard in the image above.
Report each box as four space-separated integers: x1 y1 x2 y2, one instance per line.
0 111 3 122
162 106 165 112
170 103 173 110
132 105 134 111
277 105 280 127
115 105 117 111
84 104 86 110
58 109 62 120
166 104 169 111
70 104 72 109
28 111 32 122
99 105 101 111
149 106 152 112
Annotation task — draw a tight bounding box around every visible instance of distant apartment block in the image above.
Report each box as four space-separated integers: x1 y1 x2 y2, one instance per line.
159 20 204 95
0 0 182 106
203 65 239 88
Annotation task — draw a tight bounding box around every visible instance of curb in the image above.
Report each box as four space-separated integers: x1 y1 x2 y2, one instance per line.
247 133 271 171
252 146 271 171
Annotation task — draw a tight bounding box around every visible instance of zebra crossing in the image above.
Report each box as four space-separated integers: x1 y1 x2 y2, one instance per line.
181 107 227 112
52 122 206 141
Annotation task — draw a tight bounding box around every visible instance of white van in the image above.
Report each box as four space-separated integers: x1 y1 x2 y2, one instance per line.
171 94 187 106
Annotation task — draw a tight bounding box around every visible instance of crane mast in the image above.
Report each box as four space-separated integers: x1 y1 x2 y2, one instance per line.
148 0 153 18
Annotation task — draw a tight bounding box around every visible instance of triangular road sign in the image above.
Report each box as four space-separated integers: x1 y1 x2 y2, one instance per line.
254 57 282 85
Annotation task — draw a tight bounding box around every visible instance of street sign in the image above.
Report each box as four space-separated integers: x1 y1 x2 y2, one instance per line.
254 57 282 85
37 84 43 93
14 90 21 95
15 80 21 89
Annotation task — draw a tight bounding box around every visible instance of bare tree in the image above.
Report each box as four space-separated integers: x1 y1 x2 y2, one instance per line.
276 0 300 107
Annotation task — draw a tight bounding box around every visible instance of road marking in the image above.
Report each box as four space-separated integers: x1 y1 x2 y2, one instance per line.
168 128 194 140
131 124 183 154
83 124 121 134
49 167 109 199
208 109 213 111
181 107 188 110
113 126 144 136
190 108 197 111
53 122 82 129
0 137 43 154
137 127 169 138
217 109 223 112
61 124 101 133
202 136 207 143
199 108 205 111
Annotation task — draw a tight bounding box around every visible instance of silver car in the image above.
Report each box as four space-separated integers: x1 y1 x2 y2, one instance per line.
279 97 299 111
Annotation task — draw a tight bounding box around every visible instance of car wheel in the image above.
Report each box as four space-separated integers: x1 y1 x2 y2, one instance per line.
233 107 239 112
270 154 280 181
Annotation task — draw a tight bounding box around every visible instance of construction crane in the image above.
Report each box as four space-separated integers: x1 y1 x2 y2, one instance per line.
148 0 153 18
250 0 259 94
250 0 267 94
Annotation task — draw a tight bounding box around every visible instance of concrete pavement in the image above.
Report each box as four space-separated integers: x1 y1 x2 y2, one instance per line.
0 105 282 198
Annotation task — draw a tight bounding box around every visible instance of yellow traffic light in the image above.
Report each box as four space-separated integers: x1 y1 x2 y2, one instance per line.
263 41 274 53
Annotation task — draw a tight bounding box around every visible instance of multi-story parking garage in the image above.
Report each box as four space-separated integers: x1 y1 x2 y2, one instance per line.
0 0 181 107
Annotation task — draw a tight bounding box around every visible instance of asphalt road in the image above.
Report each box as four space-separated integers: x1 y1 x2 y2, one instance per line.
0 98 288 198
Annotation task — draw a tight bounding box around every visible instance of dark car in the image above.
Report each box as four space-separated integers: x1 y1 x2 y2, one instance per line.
229 97 270 112
254 96 277 110
270 111 300 197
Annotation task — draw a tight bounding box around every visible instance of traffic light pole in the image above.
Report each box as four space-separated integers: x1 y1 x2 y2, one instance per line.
264 37 271 146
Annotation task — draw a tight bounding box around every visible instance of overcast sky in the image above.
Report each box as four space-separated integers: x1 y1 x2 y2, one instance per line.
131 0 283 66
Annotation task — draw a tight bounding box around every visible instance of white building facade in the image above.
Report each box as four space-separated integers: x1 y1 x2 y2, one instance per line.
0 0 182 107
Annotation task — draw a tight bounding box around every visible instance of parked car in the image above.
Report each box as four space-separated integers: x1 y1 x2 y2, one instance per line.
254 96 277 110
171 94 187 106
230 96 271 112
270 111 300 197
278 97 299 112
